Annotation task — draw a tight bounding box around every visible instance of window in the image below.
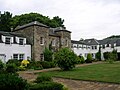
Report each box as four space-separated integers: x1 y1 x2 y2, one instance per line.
5 37 11 44
40 54 44 61
65 39 68 46
19 38 24 45
19 54 24 60
13 54 24 60
40 37 44 45
102 45 105 49
95 46 97 49
13 54 18 59
106 44 109 47
92 46 94 49
52 39 55 46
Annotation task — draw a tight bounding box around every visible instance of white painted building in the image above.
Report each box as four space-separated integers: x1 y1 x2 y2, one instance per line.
0 31 31 63
71 38 120 60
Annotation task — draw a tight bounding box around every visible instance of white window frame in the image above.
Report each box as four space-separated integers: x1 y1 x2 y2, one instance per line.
13 54 24 60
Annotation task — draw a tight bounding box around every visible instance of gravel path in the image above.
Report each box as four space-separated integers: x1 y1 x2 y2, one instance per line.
19 61 120 90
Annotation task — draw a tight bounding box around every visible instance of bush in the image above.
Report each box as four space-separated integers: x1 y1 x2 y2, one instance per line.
80 56 85 64
6 59 21 67
85 53 92 63
0 74 29 90
103 52 110 60
6 63 18 73
0 60 5 72
43 48 53 62
27 61 43 70
30 82 63 90
35 74 52 83
95 52 101 61
55 48 78 70
40 61 55 69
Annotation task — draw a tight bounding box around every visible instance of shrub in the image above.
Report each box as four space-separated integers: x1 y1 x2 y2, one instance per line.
43 48 53 62
55 48 78 70
0 74 29 90
95 47 101 61
30 82 63 90
103 52 110 60
6 63 18 73
40 61 55 69
27 61 43 70
95 52 101 61
35 74 52 83
6 59 21 67
85 53 92 63
21 60 30 67
80 56 85 64
0 60 5 73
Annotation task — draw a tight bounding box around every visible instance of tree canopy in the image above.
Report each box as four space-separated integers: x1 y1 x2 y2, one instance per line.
0 11 65 32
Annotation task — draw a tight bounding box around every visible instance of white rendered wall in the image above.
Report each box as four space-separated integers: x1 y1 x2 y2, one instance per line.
0 43 31 63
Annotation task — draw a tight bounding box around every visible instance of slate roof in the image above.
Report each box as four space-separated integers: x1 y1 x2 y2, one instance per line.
15 21 49 30
83 38 99 45
72 38 120 47
98 38 120 46
71 40 86 44
0 31 30 44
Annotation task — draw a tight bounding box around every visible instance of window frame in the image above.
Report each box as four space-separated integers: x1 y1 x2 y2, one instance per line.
40 37 44 45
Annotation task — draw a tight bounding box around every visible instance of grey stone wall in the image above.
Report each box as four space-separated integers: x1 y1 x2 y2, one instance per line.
14 25 71 61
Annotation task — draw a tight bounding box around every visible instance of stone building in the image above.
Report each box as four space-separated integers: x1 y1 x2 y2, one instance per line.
14 21 71 61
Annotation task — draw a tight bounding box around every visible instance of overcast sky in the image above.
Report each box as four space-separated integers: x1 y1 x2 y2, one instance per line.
1 0 120 40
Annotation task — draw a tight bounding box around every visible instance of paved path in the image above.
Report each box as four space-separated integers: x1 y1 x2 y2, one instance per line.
19 61 120 90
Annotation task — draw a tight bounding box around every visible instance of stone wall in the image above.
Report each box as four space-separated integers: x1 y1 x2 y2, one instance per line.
14 24 71 61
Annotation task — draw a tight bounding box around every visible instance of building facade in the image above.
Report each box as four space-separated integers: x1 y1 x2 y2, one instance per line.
14 21 71 61
0 31 31 63
71 38 120 60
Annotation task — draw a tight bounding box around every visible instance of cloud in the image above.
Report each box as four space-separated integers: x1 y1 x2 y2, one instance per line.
1 0 120 40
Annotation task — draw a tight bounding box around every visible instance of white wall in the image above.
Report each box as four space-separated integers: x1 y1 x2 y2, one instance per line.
0 43 31 63
72 44 99 59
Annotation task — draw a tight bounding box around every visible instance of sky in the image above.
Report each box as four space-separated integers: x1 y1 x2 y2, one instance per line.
1 0 120 40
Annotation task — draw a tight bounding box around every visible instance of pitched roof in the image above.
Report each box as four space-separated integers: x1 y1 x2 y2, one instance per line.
0 31 30 44
83 38 99 45
15 21 49 30
71 40 85 44
98 38 120 46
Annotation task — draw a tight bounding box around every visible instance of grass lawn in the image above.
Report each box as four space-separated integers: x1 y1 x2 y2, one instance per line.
38 62 120 84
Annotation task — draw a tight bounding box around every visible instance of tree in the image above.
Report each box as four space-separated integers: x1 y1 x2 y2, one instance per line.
43 48 53 62
55 48 77 70
0 11 12 32
11 13 65 29
95 47 101 61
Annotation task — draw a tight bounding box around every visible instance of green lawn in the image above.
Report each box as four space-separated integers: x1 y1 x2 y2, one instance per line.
38 62 120 84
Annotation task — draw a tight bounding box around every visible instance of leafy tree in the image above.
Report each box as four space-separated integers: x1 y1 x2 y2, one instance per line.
0 11 12 32
112 49 118 60
43 48 53 62
95 47 101 61
11 13 65 29
55 48 77 70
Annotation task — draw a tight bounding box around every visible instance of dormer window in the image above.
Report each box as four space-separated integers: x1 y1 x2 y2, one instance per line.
5 37 11 44
19 38 24 45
